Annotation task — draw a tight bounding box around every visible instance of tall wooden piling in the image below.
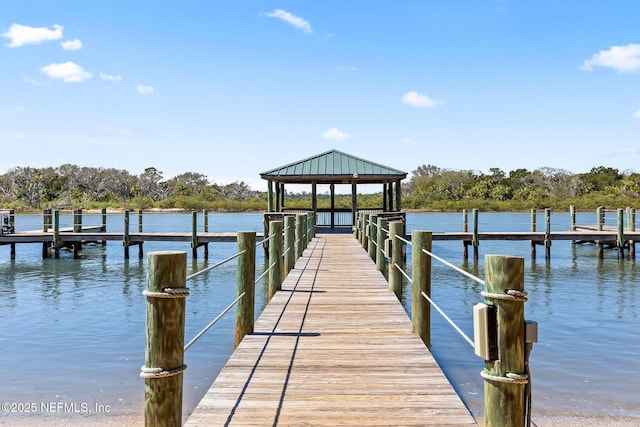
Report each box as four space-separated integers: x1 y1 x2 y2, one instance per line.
411 231 432 348
236 231 256 347
544 208 551 260
530 208 537 259
483 254 525 427
388 221 404 300
362 214 370 250
462 209 469 259
268 221 283 301
124 210 131 259
295 214 305 260
284 216 295 277
617 208 625 259
472 209 479 260
368 214 378 261
143 251 187 427
376 217 388 276
42 208 52 258
191 211 198 259
53 210 60 259
629 208 636 259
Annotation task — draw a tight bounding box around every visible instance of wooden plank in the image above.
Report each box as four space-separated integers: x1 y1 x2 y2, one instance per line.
185 233 476 426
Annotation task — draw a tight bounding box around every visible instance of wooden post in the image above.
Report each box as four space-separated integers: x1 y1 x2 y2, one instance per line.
395 180 402 212
203 209 209 259
9 209 15 259
138 209 144 259
569 205 576 231
530 208 537 259
143 251 187 427
43 208 52 258
284 216 295 276
124 210 131 259
330 183 335 228
73 208 82 258
267 180 274 212
376 217 388 276
629 208 636 259
368 214 378 261
236 231 256 347
53 210 60 259
382 183 388 212
545 208 551 260
483 255 526 427
617 208 624 260
596 206 603 231
411 231 431 348
389 221 404 300
362 214 370 250
352 180 357 229
191 211 198 259
101 208 107 247
295 214 305 261
268 221 283 301
462 209 469 259
312 181 317 214
472 208 479 260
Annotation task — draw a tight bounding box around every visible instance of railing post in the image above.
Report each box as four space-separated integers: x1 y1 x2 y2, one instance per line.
530 208 537 259
376 217 388 276
53 210 60 259
268 221 283 301
236 231 256 347
191 211 198 258
284 216 295 276
617 208 624 260
472 208 479 259
368 214 378 261
143 251 187 427
411 230 432 348
362 214 370 250
545 208 551 260
483 254 526 427
295 214 305 261
124 210 131 259
388 221 404 300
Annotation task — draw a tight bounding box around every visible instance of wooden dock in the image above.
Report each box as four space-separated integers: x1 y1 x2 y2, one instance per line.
184 232 476 426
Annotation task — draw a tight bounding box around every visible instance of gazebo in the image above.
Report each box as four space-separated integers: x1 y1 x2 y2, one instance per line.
260 149 407 228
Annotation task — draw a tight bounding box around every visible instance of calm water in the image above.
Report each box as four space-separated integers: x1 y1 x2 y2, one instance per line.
0 211 638 425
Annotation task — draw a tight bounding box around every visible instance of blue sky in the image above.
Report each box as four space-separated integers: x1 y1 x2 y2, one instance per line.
2 1 640 191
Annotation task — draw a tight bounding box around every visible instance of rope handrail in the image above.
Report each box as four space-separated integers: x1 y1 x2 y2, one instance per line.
421 291 474 348
283 246 291 256
186 250 247 281
421 248 485 286
395 234 411 245
258 232 276 246
183 291 246 352
394 262 412 283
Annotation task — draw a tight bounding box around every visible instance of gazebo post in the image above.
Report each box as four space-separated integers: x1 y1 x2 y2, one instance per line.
382 183 388 212
388 181 394 212
275 183 281 212
330 183 335 228
351 180 357 228
312 181 317 213
267 180 274 212
395 180 402 211
280 183 285 209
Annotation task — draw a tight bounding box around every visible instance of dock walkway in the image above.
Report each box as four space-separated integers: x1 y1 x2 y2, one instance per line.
185 232 475 426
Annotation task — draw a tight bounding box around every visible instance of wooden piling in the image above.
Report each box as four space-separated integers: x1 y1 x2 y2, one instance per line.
411 230 432 348
284 216 295 277
9 209 15 259
545 208 551 260
236 231 256 347
462 209 469 259
124 210 131 259
362 214 370 250
472 209 479 260
483 254 525 427
42 208 52 258
530 208 537 259
295 214 305 261
191 211 198 259
268 221 283 301
629 208 636 259
617 208 624 259
73 208 82 258
368 214 378 261
388 221 404 300
53 210 60 259
101 208 107 246
143 251 187 427
376 217 388 276
203 210 209 259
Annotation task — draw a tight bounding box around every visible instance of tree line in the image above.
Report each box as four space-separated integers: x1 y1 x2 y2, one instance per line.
0 164 638 211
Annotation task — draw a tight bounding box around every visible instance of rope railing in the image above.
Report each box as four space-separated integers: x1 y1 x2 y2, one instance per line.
184 292 246 352
421 248 485 286
186 250 246 281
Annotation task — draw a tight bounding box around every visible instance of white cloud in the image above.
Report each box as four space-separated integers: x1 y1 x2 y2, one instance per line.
337 65 358 72
633 110 640 119
40 62 92 82
2 23 63 47
581 44 640 73
322 127 349 141
61 38 82 50
136 84 154 95
101 125 132 135
100 72 122 81
265 9 312 34
402 91 441 108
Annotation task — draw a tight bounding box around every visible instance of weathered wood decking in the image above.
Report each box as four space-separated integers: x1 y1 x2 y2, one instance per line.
185 233 476 426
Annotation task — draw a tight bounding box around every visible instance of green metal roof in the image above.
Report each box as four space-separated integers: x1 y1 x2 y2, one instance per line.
260 149 407 183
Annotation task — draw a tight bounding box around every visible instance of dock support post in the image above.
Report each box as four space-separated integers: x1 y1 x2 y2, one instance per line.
596 207 604 258
53 210 60 259
9 209 15 259
389 221 404 300
629 208 636 259
73 208 82 258
462 209 469 259
482 254 525 427
295 214 304 261
368 214 378 261
569 205 576 231
284 216 295 276
472 208 479 260
143 251 187 427
191 211 198 259
124 210 130 259
545 208 551 260
236 231 256 347
530 208 537 259
617 208 624 260
43 208 52 258
101 208 107 246
268 221 283 301
376 217 388 277
362 214 370 250
411 230 432 348
203 209 209 259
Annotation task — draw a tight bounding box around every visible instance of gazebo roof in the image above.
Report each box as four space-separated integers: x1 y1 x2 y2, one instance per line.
260 149 407 184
